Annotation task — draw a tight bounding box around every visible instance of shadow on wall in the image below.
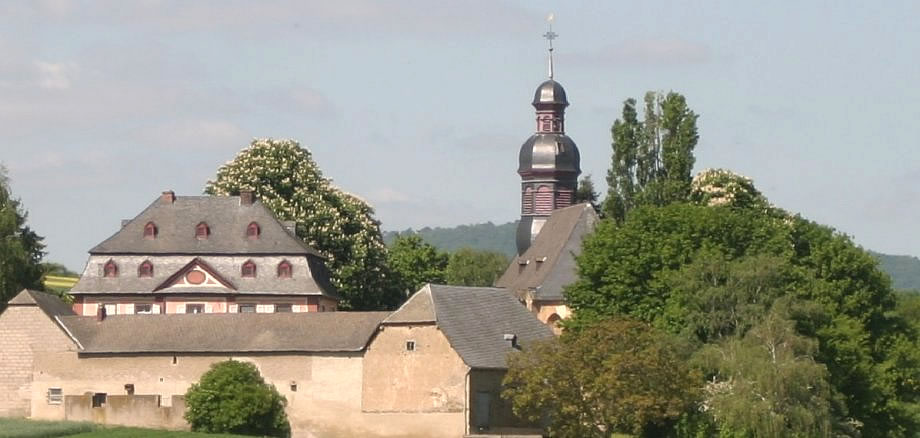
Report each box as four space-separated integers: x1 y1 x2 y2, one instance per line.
64 394 188 430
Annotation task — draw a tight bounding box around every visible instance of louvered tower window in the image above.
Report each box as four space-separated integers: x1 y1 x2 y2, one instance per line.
522 186 534 214
534 186 553 214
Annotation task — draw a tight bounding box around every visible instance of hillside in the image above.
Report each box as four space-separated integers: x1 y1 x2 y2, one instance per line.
871 251 920 291
385 222 920 291
383 222 518 257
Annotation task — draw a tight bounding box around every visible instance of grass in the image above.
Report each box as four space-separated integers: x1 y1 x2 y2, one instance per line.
0 419 251 438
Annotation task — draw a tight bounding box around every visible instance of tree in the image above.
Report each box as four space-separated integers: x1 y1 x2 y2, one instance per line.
185 360 290 437
690 168 768 209
574 174 599 206
566 199 920 436
604 91 699 221
445 248 509 287
0 166 44 308
388 234 448 296
503 317 699 437
205 138 399 310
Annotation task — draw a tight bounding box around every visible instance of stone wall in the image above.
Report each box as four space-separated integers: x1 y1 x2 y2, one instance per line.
0 305 76 417
64 394 187 430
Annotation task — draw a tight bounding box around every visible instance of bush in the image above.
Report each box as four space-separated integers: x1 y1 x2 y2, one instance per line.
184 360 290 437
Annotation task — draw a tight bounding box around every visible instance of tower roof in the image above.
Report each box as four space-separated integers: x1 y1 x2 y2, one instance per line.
518 133 580 174
532 79 569 106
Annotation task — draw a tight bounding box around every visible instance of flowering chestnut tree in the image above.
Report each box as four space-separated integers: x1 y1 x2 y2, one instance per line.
206 138 400 310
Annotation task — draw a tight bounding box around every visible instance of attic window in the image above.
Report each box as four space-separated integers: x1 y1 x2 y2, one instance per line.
103 260 118 278
536 257 547 263
195 222 210 239
144 222 157 239
241 260 257 278
246 222 260 239
138 260 154 278
406 340 416 352
517 259 529 266
277 260 292 278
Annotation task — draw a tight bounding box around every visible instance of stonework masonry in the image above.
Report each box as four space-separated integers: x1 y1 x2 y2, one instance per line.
0 306 76 417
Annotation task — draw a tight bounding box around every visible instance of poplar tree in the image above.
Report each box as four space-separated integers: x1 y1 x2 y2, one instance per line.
604 91 699 221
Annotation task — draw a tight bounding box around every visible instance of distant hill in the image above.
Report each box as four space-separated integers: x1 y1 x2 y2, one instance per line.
384 223 920 292
871 251 920 291
383 222 518 257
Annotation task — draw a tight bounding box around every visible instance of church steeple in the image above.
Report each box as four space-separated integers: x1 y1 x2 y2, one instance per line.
515 16 581 255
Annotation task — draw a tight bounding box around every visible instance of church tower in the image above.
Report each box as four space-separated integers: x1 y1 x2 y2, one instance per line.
515 21 581 255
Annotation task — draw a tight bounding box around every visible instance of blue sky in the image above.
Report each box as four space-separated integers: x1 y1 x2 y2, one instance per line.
1 0 918 271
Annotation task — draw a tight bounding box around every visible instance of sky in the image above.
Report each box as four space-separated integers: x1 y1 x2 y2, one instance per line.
1 0 919 272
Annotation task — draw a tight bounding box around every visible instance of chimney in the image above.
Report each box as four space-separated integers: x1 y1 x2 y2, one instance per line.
96 306 107 322
161 191 175 204
503 333 518 349
121 219 131 228
240 190 254 206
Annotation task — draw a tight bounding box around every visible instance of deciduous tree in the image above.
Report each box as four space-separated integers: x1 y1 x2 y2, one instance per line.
604 91 699 221
0 166 44 308
503 318 699 437
388 234 448 295
445 247 509 287
206 138 400 310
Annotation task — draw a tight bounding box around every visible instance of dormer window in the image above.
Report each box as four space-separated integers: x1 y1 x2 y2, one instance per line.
138 260 153 278
241 260 257 278
195 222 210 239
144 222 157 239
103 260 118 278
246 222 260 239
277 260 292 278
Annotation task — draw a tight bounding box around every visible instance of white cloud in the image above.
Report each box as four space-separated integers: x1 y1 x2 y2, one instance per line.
368 187 411 204
35 61 77 89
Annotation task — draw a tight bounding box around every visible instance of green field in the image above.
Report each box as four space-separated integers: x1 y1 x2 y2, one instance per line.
0 418 251 438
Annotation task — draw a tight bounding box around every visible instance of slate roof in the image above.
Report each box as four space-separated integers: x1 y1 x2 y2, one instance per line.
7 289 76 318
496 203 598 301
70 255 337 298
386 284 553 369
91 195 319 256
58 311 389 354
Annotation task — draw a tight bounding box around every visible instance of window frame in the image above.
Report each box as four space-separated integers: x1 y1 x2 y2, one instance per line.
238 303 256 313
135 303 153 314
195 222 210 240
103 260 118 278
274 303 292 313
185 304 205 314
47 387 63 405
137 260 154 278
143 222 157 239
277 260 292 278
246 222 260 239
241 260 257 278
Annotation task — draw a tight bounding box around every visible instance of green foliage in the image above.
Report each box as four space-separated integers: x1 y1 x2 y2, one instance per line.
387 234 448 295
604 91 699 222
205 138 399 310
184 360 290 437
574 174 600 206
503 318 699 437
0 166 45 308
383 221 518 258
567 200 920 436
444 247 509 287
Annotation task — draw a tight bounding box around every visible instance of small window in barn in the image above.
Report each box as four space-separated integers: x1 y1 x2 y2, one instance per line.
275 304 292 313
138 260 154 278
124 384 135 395
103 260 118 278
185 304 204 314
144 222 157 239
171 356 177 365
241 260 257 278
277 260 292 278
406 340 416 352
135 304 152 314
195 222 210 239
290 382 298 392
47 388 63 405
238 303 256 313
246 222 260 239
92 393 107 408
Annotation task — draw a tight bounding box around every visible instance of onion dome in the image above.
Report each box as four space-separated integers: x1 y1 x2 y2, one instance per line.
532 79 569 107
518 134 580 174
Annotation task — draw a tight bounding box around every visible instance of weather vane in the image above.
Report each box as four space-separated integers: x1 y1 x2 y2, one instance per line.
543 13 557 79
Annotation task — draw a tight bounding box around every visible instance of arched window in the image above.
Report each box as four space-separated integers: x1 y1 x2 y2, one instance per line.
246 222 260 239
241 260 257 278
547 313 563 335
138 260 153 278
144 222 157 239
195 222 210 239
103 260 118 278
277 260 292 278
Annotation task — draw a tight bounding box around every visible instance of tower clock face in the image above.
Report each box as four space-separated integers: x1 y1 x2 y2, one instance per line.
186 270 206 285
